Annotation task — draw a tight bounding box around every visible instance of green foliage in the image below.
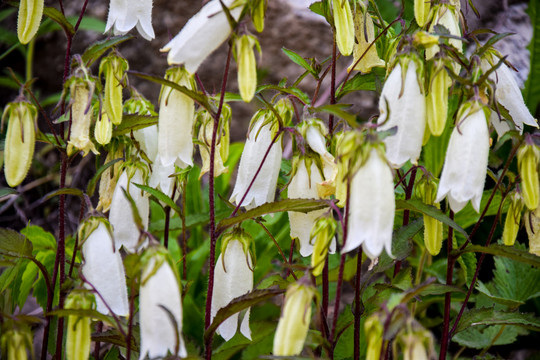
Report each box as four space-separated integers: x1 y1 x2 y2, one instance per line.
525 0 540 115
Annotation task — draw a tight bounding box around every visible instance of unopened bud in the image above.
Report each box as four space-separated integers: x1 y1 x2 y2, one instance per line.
311 216 337 276
68 79 98 156
332 0 354 56
426 60 451 136
17 0 44 44
236 35 258 103
94 111 112 146
1 326 32 360
97 142 123 212
2 100 36 187
397 329 434 360
414 0 431 27
100 54 128 126
273 283 315 356
518 142 540 210
251 0 266 32
526 206 540 256
65 291 95 360
503 192 524 246
197 105 230 179
365 314 384 360
417 177 444 255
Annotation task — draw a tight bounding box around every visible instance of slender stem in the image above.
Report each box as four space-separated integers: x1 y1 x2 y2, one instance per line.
287 239 295 279
353 249 363 360
205 43 233 360
126 280 136 360
256 220 296 279
181 179 187 280
328 38 337 136
440 211 455 360
164 205 171 248
68 198 86 278
322 258 329 318
94 322 103 360
25 38 35 84
394 167 417 277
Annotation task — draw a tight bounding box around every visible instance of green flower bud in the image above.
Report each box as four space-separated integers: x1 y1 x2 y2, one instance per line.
197 105 231 179
251 0 266 32
417 177 443 255
97 142 123 212
517 142 540 210
68 79 98 156
273 283 315 356
426 60 451 136
2 100 36 187
100 54 128 126
365 314 384 360
65 290 95 360
17 0 44 44
236 35 258 103
503 192 524 246
396 329 434 360
414 0 431 27
311 216 337 276
332 0 354 56
1 326 32 360
94 111 112 146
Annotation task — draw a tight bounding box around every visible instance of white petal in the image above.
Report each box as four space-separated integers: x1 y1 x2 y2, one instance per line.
82 222 129 316
240 307 252 340
344 149 395 258
378 62 426 168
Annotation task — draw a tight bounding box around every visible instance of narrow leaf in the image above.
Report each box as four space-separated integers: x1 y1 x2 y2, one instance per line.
44 187 84 201
0 228 32 256
112 114 158 137
525 0 540 113
282 47 318 78
43 6 74 35
312 104 357 126
133 183 183 216
454 308 540 334
396 199 468 236
81 35 132 67
86 158 123 197
454 244 540 268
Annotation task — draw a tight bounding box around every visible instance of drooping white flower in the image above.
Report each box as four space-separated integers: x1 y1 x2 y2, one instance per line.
482 56 538 133
105 0 155 41
158 67 196 168
229 111 282 209
80 218 129 316
139 249 187 359
109 165 149 252
436 103 490 213
378 59 426 169
344 147 395 259
161 0 244 74
211 233 253 341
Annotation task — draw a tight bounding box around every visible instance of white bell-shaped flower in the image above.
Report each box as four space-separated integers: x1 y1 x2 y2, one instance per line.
482 56 538 133
81 218 129 316
378 59 426 168
161 0 244 73
211 234 253 341
344 147 395 259
139 250 187 359
105 0 155 40
436 103 490 213
229 112 282 209
109 166 149 252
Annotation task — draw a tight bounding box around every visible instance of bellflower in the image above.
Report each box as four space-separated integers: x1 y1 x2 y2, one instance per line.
80 218 129 316
344 147 395 259
229 111 282 209
211 231 253 341
482 55 538 133
158 67 196 168
332 0 354 56
17 0 44 44
139 248 187 359
67 79 98 156
378 58 426 168
436 102 490 213
109 164 149 252
348 3 385 73
161 0 244 74
105 0 155 41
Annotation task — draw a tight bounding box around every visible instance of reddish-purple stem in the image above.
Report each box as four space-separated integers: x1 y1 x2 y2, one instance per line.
440 211 455 360
328 39 337 136
354 248 363 360
394 167 417 277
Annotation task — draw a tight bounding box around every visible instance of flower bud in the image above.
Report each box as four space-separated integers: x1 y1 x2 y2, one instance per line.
139 247 187 359
332 0 354 56
348 4 385 73
526 206 540 256
414 0 431 27
251 0 266 32
273 283 315 356
517 142 540 210
236 35 258 103
1 325 32 360
212 229 254 341
197 105 230 179
79 217 129 316
68 79 98 156
417 178 443 255
426 5 462 60
17 0 44 44
503 192 524 246
65 290 95 360
2 100 36 187
396 329 434 360
335 131 365 207
426 59 451 136
158 66 196 168
97 142 123 212
365 315 384 360
94 110 112 146
311 216 337 276
100 54 128 126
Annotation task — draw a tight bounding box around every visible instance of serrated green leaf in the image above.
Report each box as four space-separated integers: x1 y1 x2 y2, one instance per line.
454 190 508 229
256 84 311 105
282 47 318 78
336 68 385 99
21 225 56 250
216 199 329 234
396 199 468 236
0 228 32 257
312 104 356 126
111 114 158 137
205 289 284 341
86 158 123 197
455 233 477 287
453 323 528 349
133 183 182 216
454 244 540 268
81 35 132 67
454 308 540 334
18 261 38 308
43 6 74 35
525 0 540 114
